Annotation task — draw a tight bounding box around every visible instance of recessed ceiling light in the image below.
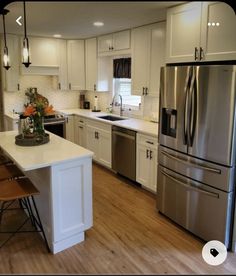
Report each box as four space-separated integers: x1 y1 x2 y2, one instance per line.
93 22 104 27
53 34 62 38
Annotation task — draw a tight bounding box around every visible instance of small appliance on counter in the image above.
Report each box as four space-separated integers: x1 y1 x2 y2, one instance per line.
92 95 101 112
83 101 90 109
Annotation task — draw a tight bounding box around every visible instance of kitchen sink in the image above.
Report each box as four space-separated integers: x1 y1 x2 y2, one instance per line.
97 115 127 121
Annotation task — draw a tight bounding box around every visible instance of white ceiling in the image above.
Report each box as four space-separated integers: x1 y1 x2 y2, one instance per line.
2 1 185 39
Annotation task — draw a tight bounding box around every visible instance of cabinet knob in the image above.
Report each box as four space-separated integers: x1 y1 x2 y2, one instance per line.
94 84 96 91
69 83 72 90
142 87 145 95
79 126 83 129
194 47 199 61
145 87 148 95
17 84 20 91
146 149 149 159
58 83 61 90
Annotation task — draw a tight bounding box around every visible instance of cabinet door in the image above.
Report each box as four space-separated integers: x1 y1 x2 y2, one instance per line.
57 39 68 90
112 30 130 51
85 38 97 91
149 148 157 193
200 2 236 61
28 37 59 66
166 2 202 63
131 26 150 96
67 40 85 90
86 125 99 161
98 34 113 53
136 144 150 187
98 129 111 168
148 22 166 97
77 124 86 148
66 115 75 143
2 34 20 92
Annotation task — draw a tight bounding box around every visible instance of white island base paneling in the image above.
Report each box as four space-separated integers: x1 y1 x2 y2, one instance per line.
25 157 93 254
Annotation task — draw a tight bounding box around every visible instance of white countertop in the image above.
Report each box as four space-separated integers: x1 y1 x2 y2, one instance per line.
0 131 93 171
59 109 159 138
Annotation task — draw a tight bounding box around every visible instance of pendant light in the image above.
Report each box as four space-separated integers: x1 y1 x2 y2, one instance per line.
22 1 31 67
1 9 10 70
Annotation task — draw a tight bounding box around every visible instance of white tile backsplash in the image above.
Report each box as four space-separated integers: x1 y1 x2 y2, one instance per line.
4 75 81 113
3 75 159 121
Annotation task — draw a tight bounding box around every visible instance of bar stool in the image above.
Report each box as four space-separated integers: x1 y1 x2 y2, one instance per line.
0 163 24 181
0 177 50 252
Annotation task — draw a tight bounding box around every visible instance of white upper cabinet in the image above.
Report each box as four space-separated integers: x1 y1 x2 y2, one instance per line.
200 2 236 61
98 30 130 56
131 25 150 96
131 22 166 97
2 34 20 92
67 40 85 90
166 2 236 63
85 38 98 91
28 37 59 67
85 37 111 92
166 2 202 63
57 39 68 90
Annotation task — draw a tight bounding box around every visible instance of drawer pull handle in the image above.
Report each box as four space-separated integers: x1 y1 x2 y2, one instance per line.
146 141 154 145
161 169 219 198
161 150 221 174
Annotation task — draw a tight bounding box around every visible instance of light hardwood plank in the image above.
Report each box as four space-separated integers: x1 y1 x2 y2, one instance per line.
0 163 236 274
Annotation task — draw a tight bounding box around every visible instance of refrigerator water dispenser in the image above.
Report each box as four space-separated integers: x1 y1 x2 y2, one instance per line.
161 108 177 138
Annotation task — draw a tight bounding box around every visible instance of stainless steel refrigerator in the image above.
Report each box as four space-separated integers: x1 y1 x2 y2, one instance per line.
157 64 236 249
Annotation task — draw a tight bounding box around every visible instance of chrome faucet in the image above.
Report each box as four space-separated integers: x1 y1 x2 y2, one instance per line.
119 94 124 117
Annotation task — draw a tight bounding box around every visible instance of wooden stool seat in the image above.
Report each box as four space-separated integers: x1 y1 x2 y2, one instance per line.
0 178 39 201
0 178 50 252
0 164 24 181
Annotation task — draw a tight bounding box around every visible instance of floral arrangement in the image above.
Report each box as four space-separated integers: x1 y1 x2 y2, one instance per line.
23 87 55 136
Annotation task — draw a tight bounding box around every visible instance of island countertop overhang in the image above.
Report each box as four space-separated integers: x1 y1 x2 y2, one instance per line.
0 130 94 171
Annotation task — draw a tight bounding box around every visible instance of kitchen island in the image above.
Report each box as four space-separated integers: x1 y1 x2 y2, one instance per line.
0 130 93 254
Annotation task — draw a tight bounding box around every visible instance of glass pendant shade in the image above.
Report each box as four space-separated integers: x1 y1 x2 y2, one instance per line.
22 37 31 67
1 9 10 70
3 46 10 70
22 1 31 68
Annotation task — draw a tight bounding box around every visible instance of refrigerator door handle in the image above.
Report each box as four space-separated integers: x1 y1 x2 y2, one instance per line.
161 150 221 174
183 67 192 145
160 170 219 198
188 67 198 147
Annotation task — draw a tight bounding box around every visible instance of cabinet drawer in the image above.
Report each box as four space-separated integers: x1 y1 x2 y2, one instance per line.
75 116 86 125
86 118 111 133
137 133 157 148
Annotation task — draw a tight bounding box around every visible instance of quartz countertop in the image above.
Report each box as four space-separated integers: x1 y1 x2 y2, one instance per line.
59 109 159 138
0 131 93 171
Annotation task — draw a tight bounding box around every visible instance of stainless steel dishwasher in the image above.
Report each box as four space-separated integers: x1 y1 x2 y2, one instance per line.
112 125 136 181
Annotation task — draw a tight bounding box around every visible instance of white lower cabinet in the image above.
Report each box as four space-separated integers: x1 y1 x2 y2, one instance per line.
136 133 158 193
65 115 75 143
86 119 111 168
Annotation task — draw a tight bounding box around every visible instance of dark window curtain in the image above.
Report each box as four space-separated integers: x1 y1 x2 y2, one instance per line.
113 58 131 78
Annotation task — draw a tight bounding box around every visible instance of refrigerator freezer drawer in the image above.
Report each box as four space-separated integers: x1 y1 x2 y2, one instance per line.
158 145 235 192
157 165 233 248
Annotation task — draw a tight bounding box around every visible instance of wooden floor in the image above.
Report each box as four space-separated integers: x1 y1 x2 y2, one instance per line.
0 163 236 274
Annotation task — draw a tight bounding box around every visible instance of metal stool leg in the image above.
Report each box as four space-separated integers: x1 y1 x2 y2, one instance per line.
31 196 50 253
25 197 36 227
0 201 7 224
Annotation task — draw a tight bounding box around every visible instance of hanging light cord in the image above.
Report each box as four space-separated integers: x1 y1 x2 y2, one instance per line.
2 13 7 48
23 1 27 39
